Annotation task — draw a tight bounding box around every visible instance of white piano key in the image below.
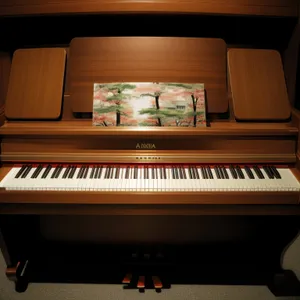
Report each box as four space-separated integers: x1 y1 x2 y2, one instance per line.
2 165 300 192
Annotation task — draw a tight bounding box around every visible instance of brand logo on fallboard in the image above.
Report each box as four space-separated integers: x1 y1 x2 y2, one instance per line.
136 143 156 149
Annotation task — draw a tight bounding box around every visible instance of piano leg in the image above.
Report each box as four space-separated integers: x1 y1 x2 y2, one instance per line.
267 231 300 296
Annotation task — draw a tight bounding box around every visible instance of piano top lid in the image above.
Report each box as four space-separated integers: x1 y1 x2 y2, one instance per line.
0 0 297 17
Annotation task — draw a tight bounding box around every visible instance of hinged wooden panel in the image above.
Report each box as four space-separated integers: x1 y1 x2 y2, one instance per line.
5 48 66 120
69 37 228 114
228 48 291 121
0 0 297 17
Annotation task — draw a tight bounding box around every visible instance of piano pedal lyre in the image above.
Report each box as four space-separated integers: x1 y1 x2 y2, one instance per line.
122 273 167 292
6 259 29 293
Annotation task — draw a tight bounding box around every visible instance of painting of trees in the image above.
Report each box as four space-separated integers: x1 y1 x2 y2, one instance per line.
93 83 136 126
135 83 165 126
93 82 206 127
162 83 205 126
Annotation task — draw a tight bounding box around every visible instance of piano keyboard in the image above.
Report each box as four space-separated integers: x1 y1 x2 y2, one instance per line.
1 164 299 192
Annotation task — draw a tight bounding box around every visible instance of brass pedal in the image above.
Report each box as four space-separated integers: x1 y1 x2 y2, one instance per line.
152 276 163 289
122 273 132 284
137 275 145 292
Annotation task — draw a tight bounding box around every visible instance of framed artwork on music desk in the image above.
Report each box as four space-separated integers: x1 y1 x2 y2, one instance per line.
93 82 206 127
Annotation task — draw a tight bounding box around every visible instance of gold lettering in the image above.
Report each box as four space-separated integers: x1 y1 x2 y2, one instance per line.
136 143 156 149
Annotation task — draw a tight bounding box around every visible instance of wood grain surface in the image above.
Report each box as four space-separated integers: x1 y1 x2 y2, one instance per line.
228 48 291 121
69 37 227 113
5 48 66 120
0 0 297 17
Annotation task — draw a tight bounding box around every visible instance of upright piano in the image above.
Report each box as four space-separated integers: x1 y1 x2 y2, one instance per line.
1 0 300 296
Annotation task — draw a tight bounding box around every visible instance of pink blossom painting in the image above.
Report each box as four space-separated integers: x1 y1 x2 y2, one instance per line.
93 82 206 127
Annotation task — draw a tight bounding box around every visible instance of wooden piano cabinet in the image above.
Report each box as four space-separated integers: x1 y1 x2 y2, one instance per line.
0 0 297 17
0 214 300 295
0 3 299 294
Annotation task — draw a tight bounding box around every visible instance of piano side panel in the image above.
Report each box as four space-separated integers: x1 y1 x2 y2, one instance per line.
283 24 300 107
0 0 297 17
0 52 11 126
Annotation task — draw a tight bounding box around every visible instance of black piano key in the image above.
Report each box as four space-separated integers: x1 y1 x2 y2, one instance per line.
104 167 110 179
34 165 44 178
69 166 77 178
178 167 183 179
175 167 179 179
146 166 149 179
253 166 264 179
31 165 41 178
192 167 197 179
55 165 63 178
63 166 71 179
15 165 27 178
115 167 120 179
171 167 175 179
270 166 281 179
179 167 183 179
200 167 206 179
268 166 276 178
229 165 238 179
172 167 175 179
105 166 110 179
134 166 138 179
181 167 188 179
78 166 84 178
110 166 115 179
111 166 115 179
194 167 199 179
76 166 83 178
80 166 87 179
181 167 186 179
90 166 95 179
94 166 99 178
206 167 213 179
21 165 32 178
244 166 255 179
94 166 99 179
221 167 229 179
218 166 225 179
66 166 73 178
263 166 274 179
125 167 129 179
235 166 245 179
214 167 221 179
35 165 44 178
51 165 60 178
42 165 52 178
68 166 75 178
163 167 166 179
188 167 193 179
